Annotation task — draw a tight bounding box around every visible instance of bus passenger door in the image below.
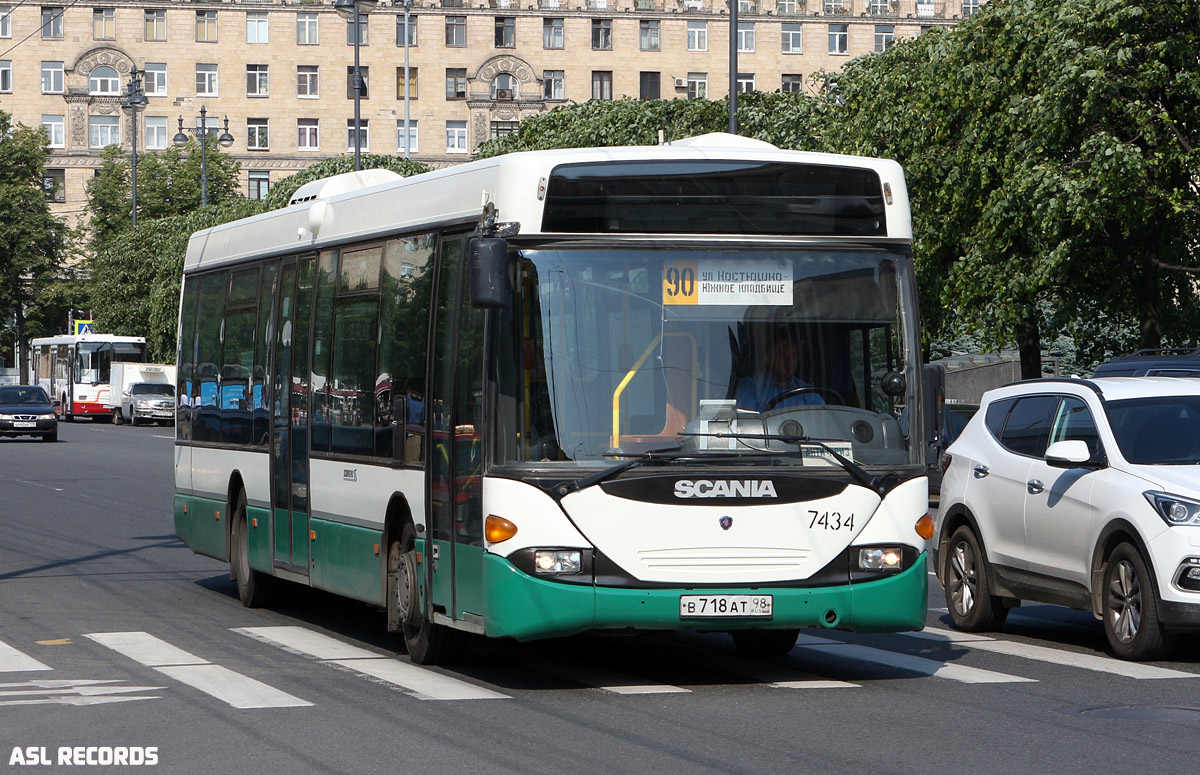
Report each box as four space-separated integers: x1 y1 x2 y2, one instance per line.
271 257 315 577
428 236 486 626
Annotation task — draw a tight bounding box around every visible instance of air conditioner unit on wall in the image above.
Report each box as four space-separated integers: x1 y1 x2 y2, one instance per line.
674 77 687 88
496 88 514 100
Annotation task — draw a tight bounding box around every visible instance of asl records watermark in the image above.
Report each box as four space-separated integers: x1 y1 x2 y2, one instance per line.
9 747 159 766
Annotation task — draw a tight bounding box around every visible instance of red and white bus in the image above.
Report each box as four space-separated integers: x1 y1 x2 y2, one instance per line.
31 334 147 421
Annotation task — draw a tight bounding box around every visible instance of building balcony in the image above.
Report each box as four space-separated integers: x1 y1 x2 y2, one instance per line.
773 1 807 15
822 1 850 14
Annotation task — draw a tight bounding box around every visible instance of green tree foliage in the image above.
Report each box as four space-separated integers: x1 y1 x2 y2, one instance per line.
261 154 432 211
0 111 73 376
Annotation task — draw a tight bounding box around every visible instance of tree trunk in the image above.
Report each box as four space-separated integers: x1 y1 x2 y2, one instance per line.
1128 249 1162 352
15 304 27 384
1016 307 1042 380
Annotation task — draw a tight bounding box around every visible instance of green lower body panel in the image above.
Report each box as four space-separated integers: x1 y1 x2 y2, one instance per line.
174 493 227 563
246 505 272 573
308 518 385 606
483 551 929 642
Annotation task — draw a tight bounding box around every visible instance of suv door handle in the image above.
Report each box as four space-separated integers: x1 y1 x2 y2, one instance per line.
973 465 989 478
1027 479 1044 494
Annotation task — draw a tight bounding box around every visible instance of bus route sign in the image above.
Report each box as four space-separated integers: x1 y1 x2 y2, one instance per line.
663 259 792 306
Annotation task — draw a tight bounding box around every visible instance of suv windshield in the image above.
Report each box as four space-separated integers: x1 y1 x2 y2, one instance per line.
131 383 175 396
1106 396 1200 464
493 245 920 470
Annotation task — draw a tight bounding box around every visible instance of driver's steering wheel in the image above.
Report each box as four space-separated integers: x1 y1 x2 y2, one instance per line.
761 386 844 412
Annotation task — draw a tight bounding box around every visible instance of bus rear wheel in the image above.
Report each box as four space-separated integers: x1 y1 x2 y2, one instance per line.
391 523 457 665
231 490 274 608
731 628 801 657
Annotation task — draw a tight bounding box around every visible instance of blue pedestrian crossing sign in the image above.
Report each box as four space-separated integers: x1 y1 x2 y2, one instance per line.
74 320 94 335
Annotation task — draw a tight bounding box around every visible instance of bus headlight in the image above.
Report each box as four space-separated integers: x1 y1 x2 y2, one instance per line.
858 547 903 571
534 550 582 575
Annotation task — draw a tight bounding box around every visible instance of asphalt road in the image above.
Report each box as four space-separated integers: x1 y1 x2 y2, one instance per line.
2 421 1200 774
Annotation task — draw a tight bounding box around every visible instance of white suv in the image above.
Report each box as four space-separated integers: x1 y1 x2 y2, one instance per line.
935 377 1200 660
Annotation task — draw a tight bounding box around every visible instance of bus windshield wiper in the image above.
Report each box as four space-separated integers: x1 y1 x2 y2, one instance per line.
573 446 768 491
683 432 881 493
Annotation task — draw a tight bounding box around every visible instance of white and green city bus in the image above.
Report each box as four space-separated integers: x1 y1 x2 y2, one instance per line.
174 133 938 664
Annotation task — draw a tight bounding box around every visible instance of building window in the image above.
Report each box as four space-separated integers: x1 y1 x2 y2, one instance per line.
42 115 65 148
490 120 519 139
346 15 367 45
297 13 319 44
874 24 894 50
196 11 218 42
196 64 218 96
145 116 167 149
346 66 369 99
591 70 612 100
247 118 269 150
776 0 798 14
781 22 802 53
543 69 564 100
781 73 803 93
445 16 466 46
43 169 65 202
445 68 467 99
639 71 659 99
736 72 755 93
144 10 166 41
0 60 9 93
638 19 660 51
491 73 517 100
144 63 167 96
89 115 120 148
247 171 270 201
40 7 63 39
494 16 515 47
738 0 757 11
396 14 416 46
686 20 706 51
824 0 846 12
868 0 890 12
828 23 848 54
445 120 468 153
687 72 707 99
298 118 319 150
543 17 563 49
397 120 418 153
962 0 979 15
298 65 319 98
0 7 11 38
396 67 418 99
591 19 611 50
246 64 269 97
93 8 114 40
89 65 120 95
737 22 754 53
347 119 369 152
246 12 269 43
41 61 64 94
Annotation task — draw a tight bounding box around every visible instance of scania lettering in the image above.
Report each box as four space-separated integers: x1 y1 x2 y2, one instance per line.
173 134 937 664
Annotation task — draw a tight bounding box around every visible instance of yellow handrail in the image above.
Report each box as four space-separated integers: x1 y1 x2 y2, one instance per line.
610 334 662 449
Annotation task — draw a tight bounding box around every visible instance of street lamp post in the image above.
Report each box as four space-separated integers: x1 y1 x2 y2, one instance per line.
334 0 377 170
172 105 234 208
121 67 148 226
402 0 412 160
729 0 739 134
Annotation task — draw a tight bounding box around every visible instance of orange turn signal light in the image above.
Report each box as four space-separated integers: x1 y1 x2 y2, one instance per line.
485 515 518 544
914 513 935 540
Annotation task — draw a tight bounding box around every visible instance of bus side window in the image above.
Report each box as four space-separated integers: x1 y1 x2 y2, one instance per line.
379 233 434 463
177 275 203 441
194 271 229 444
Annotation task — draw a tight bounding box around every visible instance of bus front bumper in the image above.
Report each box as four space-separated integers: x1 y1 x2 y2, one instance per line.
482 551 928 641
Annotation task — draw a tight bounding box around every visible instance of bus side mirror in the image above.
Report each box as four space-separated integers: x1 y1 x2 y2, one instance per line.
922 363 946 462
469 237 511 309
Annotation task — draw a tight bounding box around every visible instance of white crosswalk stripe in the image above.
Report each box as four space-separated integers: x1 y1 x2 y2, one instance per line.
532 662 692 695
84 632 312 709
905 627 1200 680
793 633 1036 684
0 638 52 673
233 626 508 701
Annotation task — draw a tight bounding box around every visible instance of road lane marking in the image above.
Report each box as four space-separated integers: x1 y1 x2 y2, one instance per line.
792 633 1035 684
905 627 1199 680
84 631 312 709
234 626 508 701
0 679 162 707
534 662 691 695
0 639 52 673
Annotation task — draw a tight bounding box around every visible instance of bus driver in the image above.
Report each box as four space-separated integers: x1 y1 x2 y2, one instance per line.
735 335 826 412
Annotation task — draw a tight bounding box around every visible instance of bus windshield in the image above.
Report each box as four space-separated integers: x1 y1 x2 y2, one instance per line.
497 246 918 470
76 342 147 385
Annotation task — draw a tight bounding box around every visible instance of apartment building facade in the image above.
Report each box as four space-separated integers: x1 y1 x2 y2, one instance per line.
0 0 979 225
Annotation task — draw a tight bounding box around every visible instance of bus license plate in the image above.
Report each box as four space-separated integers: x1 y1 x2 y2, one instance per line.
679 595 772 618
12 421 35 428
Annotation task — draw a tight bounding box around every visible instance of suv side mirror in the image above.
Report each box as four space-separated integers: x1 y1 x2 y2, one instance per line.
1045 439 1101 469
469 237 511 309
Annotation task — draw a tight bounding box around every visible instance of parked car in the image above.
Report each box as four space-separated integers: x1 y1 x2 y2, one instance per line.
116 382 176 426
934 376 1200 660
0 385 58 442
1093 349 1200 377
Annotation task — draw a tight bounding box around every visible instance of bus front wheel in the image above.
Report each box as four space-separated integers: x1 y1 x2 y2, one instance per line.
391 523 457 665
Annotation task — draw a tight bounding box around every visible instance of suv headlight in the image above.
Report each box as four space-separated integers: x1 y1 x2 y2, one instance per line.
1145 491 1200 526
